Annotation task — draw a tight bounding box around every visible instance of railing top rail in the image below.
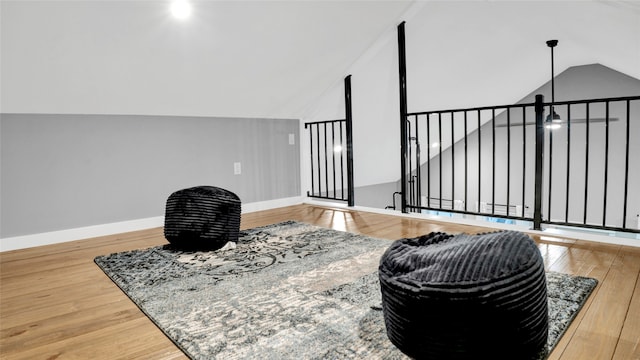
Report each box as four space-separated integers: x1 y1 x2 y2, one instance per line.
406 95 640 117
407 102 536 116
545 95 640 106
304 119 346 127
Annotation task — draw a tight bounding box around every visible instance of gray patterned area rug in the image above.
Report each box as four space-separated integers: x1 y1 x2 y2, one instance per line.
94 221 597 360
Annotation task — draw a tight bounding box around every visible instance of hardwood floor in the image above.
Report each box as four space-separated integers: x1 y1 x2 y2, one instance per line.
1 204 639 359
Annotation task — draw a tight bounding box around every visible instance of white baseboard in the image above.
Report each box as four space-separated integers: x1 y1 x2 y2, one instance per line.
6 196 634 251
303 199 640 248
0 216 165 252
0 196 304 252
241 196 303 213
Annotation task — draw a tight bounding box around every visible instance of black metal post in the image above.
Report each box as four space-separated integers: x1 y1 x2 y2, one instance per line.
533 94 545 230
415 115 422 209
408 119 414 210
344 75 355 206
565 105 571 223
339 121 345 199
307 124 314 197
622 100 630 228
492 108 496 215
583 104 590 225
324 123 328 197
398 21 409 213
546 40 557 222
427 115 431 206
507 108 511 216
522 106 527 217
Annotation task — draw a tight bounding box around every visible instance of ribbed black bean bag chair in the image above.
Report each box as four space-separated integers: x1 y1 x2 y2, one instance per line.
379 231 548 360
164 186 241 250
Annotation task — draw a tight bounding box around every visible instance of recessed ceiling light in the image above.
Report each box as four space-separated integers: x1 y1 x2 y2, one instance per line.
170 0 192 20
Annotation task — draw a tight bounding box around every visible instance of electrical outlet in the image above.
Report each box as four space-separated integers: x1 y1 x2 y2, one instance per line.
233 162 241 175
288 133 295 145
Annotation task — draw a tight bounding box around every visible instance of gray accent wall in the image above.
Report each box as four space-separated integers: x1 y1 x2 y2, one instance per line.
0 114 300 238
354 182 401 210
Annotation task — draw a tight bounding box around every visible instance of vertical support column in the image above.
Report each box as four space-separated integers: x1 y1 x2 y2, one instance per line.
533 94 545 230
415 115 421 209
398 21 409 213
344 75 355 207
521 106 527 217
306 123 314 197
622 100 630 228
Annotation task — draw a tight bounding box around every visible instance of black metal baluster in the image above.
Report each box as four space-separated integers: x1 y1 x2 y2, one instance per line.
427 114 431 207
416 115 422 209
451 111 455 209
464 111 468 212
507 108 511 216
602 101 610 227
478 109 482 213
439 113 443 209
307 124 314 196
583 103 590 225
522 106 526 217
533 95 545 230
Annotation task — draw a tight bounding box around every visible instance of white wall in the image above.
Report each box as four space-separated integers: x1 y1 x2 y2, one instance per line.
301 1 640 196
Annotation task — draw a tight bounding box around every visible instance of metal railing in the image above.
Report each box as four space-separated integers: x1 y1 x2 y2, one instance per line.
541 95 639 232
305 76 354 206
402 101 539 223
396 22 639 234
399 95 640 233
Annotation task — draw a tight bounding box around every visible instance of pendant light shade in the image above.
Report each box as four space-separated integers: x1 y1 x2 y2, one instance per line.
545 111 562 129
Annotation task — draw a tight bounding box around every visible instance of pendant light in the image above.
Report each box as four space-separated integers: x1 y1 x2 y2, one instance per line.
545 40 562 129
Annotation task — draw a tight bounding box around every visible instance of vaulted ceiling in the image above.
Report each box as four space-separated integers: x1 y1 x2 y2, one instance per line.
1 0 413 118
1 1 638 119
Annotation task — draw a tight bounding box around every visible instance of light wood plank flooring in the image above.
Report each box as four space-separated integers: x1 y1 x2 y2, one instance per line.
1 204 639 359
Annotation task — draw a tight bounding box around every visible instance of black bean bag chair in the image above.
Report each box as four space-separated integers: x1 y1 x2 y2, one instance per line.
164 186 241 250
379 230 548 360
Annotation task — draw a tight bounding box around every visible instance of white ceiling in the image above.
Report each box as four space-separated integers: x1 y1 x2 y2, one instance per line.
403 0 640 112
0 0 413 118
1 1 639 119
